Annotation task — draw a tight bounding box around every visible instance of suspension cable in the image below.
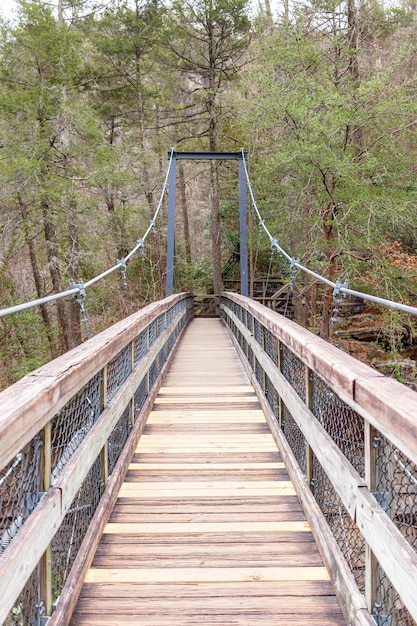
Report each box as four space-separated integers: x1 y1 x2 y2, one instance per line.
0 148 175 319
240 149 417 318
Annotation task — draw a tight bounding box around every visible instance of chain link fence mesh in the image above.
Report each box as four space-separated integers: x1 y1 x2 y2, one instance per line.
372 434 417 625
51 373 102 484
1 436 43 558
107 345 131 403
281 344 306 402
311 373 365 477
3 566 41 626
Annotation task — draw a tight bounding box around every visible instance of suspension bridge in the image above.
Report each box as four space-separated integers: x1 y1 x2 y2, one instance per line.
1 153 417 626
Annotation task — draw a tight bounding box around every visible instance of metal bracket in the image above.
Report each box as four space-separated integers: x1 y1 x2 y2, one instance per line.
371 606 391 626
372 491 392 514
36 601 49 625
372 434 383 448
332 278 348 304
27 491 45 514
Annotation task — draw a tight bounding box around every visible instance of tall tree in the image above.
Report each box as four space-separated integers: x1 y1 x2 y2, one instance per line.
231 2 417 338
0 0 102 353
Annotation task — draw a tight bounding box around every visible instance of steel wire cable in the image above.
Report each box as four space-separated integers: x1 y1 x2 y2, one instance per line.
240 148 417 317
0 148 175 319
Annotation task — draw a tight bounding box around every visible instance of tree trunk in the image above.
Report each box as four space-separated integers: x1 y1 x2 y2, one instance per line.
19 196 56 358
207 23 222 295
67 197 82 348
42 198 71 351
210 160 222 295
319 201 338 341
347 0 363 157
178 162 191 264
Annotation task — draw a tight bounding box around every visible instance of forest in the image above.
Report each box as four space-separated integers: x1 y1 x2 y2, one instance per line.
1 0 417 389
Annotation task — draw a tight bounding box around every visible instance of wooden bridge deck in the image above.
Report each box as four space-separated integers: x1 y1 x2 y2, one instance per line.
70 318 346 626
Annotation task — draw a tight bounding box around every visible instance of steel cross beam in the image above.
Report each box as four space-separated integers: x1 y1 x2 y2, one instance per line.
166 150 248 297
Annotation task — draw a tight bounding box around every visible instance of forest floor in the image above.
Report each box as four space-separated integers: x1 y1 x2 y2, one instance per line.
331 309 417 390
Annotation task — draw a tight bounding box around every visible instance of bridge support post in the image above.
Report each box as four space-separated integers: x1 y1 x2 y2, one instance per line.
166 156 177 296
165 151 248 297
239 157 248 297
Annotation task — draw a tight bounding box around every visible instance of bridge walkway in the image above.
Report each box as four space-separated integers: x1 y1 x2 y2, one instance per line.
70 318 346 625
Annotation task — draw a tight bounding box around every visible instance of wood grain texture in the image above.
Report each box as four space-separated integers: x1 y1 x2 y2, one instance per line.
70 318 346 626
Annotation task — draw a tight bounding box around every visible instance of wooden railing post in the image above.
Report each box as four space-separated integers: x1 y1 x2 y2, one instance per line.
130 340 135 426
100 365 109 489
40 422 52 616
305 366 314 488
365 421 378 616
277 339 284 428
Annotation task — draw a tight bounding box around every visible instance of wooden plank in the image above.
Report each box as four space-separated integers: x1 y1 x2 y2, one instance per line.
94 542 320 558
108 512 307 523
100 532 316 545
79 580 340 598
144 424 271 433
75 595 342 613
103 521 310 534
128 461 285 472
158 386 254 394
132 452 281 460
117 488 297 498
111 502 303 514
84 566 330 583
69 616 346 625
124 471 289 480
119 480 294 490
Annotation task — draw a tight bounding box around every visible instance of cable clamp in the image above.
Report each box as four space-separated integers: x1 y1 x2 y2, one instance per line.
71 279 86 304
271 238 278 251
70 279 89 332
290 257 300 271
332 278 348 304
117 259 128 288
150 219 156 230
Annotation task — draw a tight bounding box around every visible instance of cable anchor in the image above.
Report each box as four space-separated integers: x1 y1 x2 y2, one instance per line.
117 259 128 288
331 278 348 325
70 279 89 339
